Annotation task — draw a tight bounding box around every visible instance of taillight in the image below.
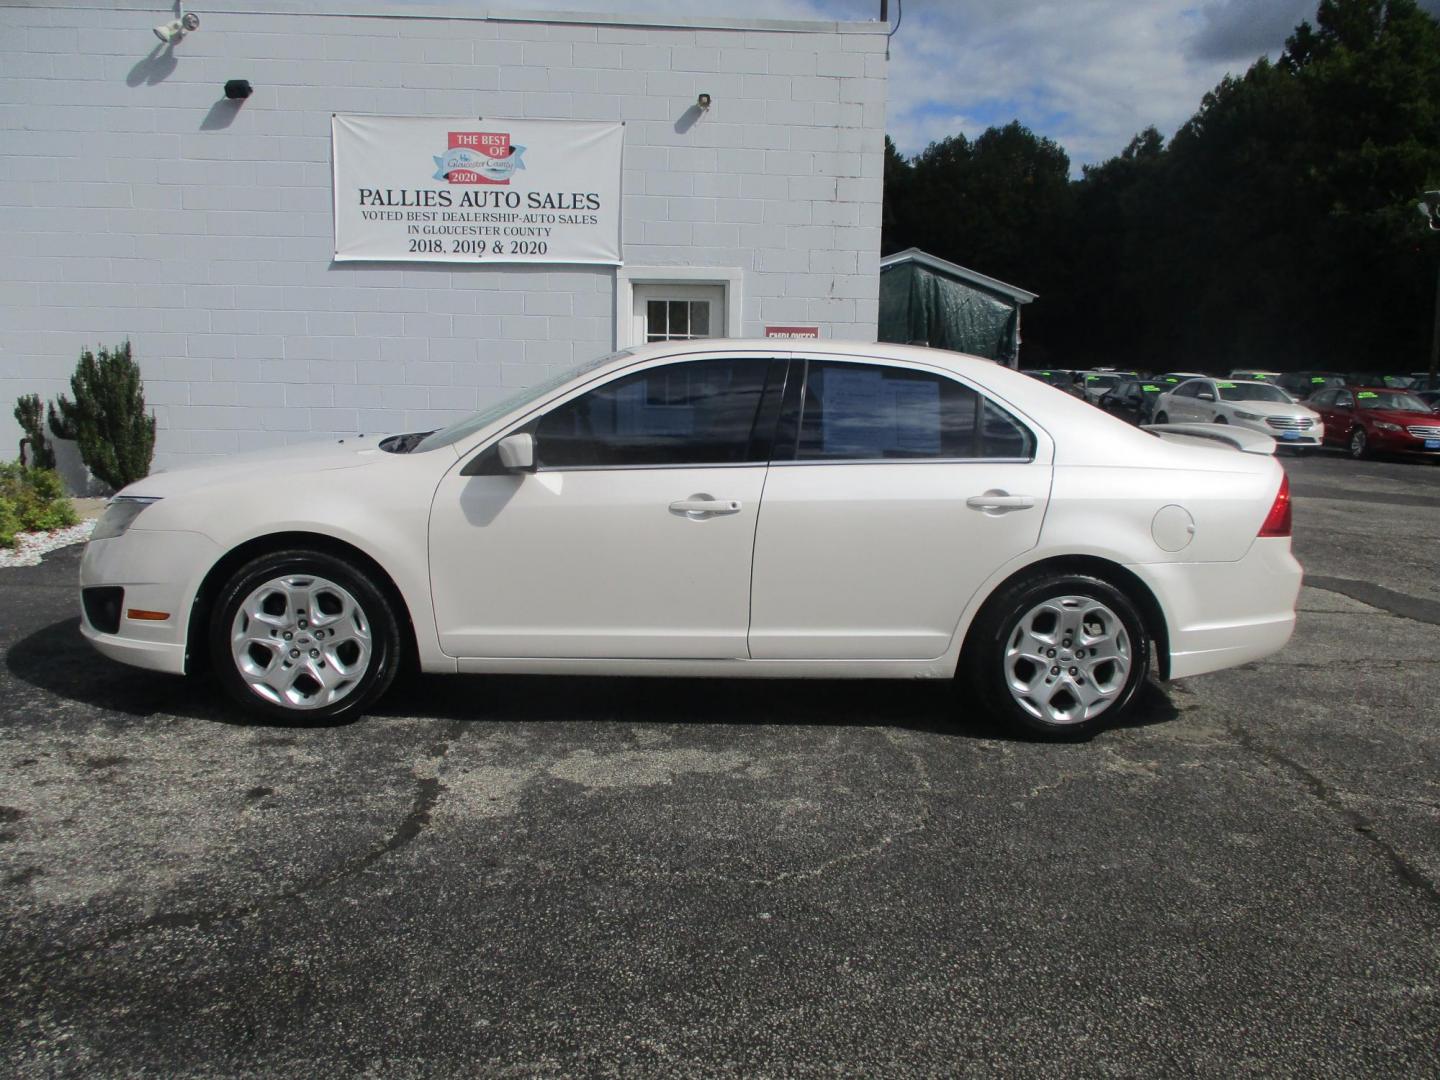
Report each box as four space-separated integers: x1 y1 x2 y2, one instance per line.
1258 472 1292 537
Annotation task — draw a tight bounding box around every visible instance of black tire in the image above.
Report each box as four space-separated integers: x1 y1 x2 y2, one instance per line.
209 548 402 724
1214 415 1228 424
1153 412 1169 425
1349 427 1368 459
963 572 1152 741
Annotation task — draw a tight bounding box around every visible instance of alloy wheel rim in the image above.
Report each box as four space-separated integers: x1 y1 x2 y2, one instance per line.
1003 595 1132 725
230 574 372 710
1351 429 1365 456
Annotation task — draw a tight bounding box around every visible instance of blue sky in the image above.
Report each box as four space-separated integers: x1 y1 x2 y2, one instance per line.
434 1 1440 169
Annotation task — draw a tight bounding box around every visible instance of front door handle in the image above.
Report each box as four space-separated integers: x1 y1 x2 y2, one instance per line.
966 491 1036 514
669 497 742 517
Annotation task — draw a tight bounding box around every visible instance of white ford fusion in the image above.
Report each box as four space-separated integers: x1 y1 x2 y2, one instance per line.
80 341 1301 739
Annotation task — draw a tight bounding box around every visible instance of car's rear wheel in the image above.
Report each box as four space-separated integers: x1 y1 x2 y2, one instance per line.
964 572 1152 740
1153 412 1168 424
1214 415 1228 424
209 549 401 723
1349 427 1368 459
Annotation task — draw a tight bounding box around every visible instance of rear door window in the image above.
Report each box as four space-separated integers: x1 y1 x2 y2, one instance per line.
789 360 1034 461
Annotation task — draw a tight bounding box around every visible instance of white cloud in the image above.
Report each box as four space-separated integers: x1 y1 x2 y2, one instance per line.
388 0 1440 169
881 0 1259 166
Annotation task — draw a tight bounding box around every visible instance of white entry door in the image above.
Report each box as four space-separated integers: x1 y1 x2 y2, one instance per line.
632 284 726 345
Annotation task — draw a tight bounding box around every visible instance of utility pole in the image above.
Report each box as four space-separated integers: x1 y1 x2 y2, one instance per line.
1421 191 1440 383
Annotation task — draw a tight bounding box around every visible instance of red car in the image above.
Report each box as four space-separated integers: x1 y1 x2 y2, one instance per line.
1307 386 1440 460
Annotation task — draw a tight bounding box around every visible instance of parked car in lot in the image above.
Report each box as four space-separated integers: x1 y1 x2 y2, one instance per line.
1342 372 1414 390
1229 370 1281 382
1078 371 1127 405
1415 389 1440 412
1098 378 1166 425
1152 378 1321 449
1409 373 1440 392
1020 369 1083 397
1306 386 1440 460
1276 371 1345 399
80 340 1301 740
1152 372 1208 390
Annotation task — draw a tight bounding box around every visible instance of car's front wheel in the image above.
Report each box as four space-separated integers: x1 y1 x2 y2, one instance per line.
209 549 402 723
1153 412 1168 425
1349 427 1368 459
964 572 1152 740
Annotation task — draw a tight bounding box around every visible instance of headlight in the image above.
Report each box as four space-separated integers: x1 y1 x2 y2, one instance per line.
91 496 161 541
1233 410 1264 421
1374 421 1401 432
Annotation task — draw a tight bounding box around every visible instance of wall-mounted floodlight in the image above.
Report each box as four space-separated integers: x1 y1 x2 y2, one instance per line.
697 92 712 111
224 79 253 100
1419 190 1440 232
154 11 199 44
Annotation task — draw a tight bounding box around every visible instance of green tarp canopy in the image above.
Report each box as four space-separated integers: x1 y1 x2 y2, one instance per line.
878 248 1037 366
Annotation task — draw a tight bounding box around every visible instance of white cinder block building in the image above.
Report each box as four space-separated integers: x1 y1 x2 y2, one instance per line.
0 1 888 470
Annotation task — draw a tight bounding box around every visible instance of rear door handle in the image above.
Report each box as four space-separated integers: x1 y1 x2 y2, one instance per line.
669 498 742 516
966 492 1036 514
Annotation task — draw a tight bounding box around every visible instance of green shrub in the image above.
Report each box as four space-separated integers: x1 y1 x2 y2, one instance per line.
48 340 156 491
0 463 76 546
0 493 19 549
13 394 55 470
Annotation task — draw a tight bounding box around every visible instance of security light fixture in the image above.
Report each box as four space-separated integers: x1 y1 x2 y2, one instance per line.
1419 190 1440 231
697 92 712 111
153 10 199 44
224 79 253 100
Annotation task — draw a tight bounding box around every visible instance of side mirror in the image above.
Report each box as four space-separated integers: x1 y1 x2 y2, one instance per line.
497 433 535 472
1197 391 1215 402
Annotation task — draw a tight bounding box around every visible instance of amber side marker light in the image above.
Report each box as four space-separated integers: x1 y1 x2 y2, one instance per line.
126 609 171 621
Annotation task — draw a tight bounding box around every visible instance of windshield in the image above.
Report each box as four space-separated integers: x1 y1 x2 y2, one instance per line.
412 349 633 452
1355 390 1428 412
1218 382 1293 403
1084 374 1120 388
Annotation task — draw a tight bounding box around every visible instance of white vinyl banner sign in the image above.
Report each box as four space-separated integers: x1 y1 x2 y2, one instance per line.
332 115 623 265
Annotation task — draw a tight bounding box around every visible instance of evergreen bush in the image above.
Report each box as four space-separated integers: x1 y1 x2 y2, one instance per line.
13 394 55 470
48 341 156 490
0 492 19 549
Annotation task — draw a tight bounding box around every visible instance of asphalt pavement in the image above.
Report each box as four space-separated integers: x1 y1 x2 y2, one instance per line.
1 450 1437 1076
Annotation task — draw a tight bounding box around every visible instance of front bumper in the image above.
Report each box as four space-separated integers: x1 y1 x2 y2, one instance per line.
1237 418 1320 445
1132 537 1302 680
1368 428 1440 455
79 528 222 676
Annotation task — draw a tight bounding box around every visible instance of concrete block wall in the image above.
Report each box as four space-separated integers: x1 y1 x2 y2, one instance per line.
0 1 888 470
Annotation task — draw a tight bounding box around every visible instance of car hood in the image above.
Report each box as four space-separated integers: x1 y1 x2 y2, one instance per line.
1362 409 1440 426
1222 401 1313 418
119 434 409 499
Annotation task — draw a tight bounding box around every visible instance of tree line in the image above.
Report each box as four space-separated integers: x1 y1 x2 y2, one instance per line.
882 0 1440 373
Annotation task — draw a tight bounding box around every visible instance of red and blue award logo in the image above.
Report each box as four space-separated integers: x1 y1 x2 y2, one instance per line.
433 131 527 185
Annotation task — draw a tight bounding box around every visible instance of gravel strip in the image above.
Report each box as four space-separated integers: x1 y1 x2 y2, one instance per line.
0 520 95 569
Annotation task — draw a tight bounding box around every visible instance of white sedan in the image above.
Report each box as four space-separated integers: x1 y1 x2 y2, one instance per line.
80 341 1301 739
1153 378 1322 449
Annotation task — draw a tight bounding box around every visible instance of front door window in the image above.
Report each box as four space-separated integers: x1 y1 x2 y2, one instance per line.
533 358 775 468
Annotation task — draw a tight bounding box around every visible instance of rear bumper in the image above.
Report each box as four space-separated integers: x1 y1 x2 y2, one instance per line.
1131 537 1302 680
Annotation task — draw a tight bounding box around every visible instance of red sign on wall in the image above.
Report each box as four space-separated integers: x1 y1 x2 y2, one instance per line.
764 326 820 339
